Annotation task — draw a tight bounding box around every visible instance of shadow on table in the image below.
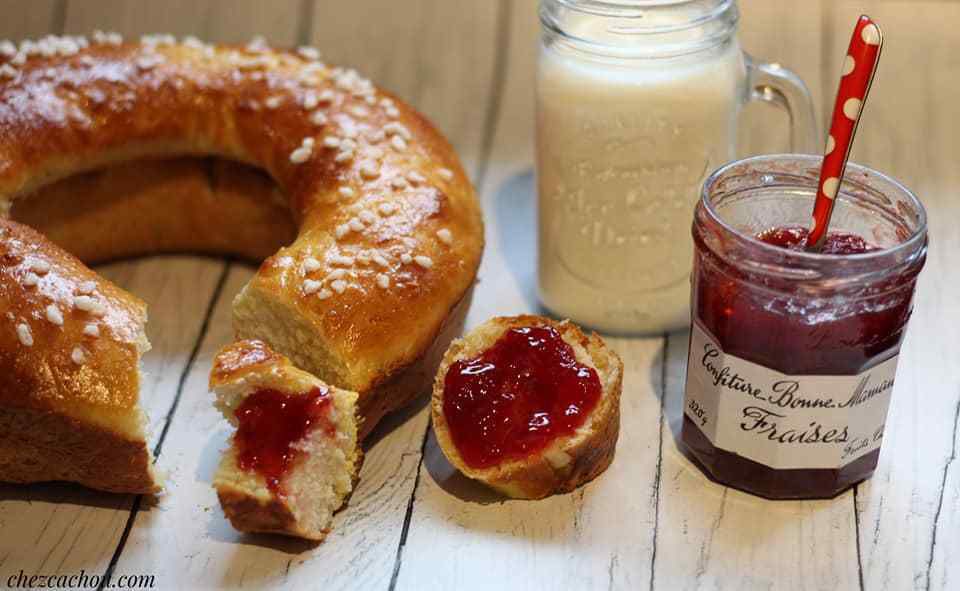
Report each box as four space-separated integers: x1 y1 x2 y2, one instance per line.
422 429 506 505
204 509 320 555
648 329 719 481
650 330 691 445
492 168 547 314
0 481 135 510
649 336 721 500
195 426 230 486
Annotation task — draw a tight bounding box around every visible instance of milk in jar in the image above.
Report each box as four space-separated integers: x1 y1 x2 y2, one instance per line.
536 1 745 334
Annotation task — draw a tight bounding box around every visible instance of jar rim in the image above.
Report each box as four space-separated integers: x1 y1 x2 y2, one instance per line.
546 0 732 23
540 0 739 58
699 153 928 265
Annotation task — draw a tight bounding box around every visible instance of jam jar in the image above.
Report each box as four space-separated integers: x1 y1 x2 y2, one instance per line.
682 154 928 499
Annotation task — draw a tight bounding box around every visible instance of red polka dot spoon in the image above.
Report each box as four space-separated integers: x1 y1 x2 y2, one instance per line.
807 15 884 251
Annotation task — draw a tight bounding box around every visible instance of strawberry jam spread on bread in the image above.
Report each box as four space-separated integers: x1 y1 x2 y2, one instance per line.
432 316 623 499
442 325 602 469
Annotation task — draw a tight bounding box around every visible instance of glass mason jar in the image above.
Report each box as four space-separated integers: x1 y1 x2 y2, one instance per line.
683 154 928 500
536 0 817 334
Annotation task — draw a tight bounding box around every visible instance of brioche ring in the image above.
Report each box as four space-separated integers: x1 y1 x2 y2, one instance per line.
0 34 483 492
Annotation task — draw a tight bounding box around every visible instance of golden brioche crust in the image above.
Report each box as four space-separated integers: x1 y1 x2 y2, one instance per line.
0 36 484 449
216 484 320 541
0 220 149 426
0 218 159 492
431 315 623 500
210 338 285 386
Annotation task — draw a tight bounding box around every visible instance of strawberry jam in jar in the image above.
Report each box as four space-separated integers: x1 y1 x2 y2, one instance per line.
683 154 928 499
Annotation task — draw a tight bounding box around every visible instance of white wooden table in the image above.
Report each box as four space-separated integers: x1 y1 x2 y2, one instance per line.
1 1 957 589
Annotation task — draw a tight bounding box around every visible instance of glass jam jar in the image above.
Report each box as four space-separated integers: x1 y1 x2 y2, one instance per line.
536 0 817 334
682 154 928 500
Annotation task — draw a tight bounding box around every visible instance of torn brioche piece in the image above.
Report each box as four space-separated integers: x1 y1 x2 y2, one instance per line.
210 340 360 541
431 315 623 500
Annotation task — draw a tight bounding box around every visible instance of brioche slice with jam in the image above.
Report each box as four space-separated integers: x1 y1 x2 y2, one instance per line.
431 315 623 499
209 340 360 541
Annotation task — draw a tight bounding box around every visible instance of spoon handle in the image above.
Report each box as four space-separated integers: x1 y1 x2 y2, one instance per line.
808 16 884 250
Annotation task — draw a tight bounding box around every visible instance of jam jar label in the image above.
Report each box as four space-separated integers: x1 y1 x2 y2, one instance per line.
683 323 899 470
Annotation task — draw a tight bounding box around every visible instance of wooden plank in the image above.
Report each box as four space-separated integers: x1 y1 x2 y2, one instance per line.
0 258 225 584
823 3 960 590
62 0 304 45
652 333 861 590
107 1 502 588
308 0 499 167
0 0 61 41
394 1 662 588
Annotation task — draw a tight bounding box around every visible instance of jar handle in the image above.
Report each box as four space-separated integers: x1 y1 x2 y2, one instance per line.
745 54 820 154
